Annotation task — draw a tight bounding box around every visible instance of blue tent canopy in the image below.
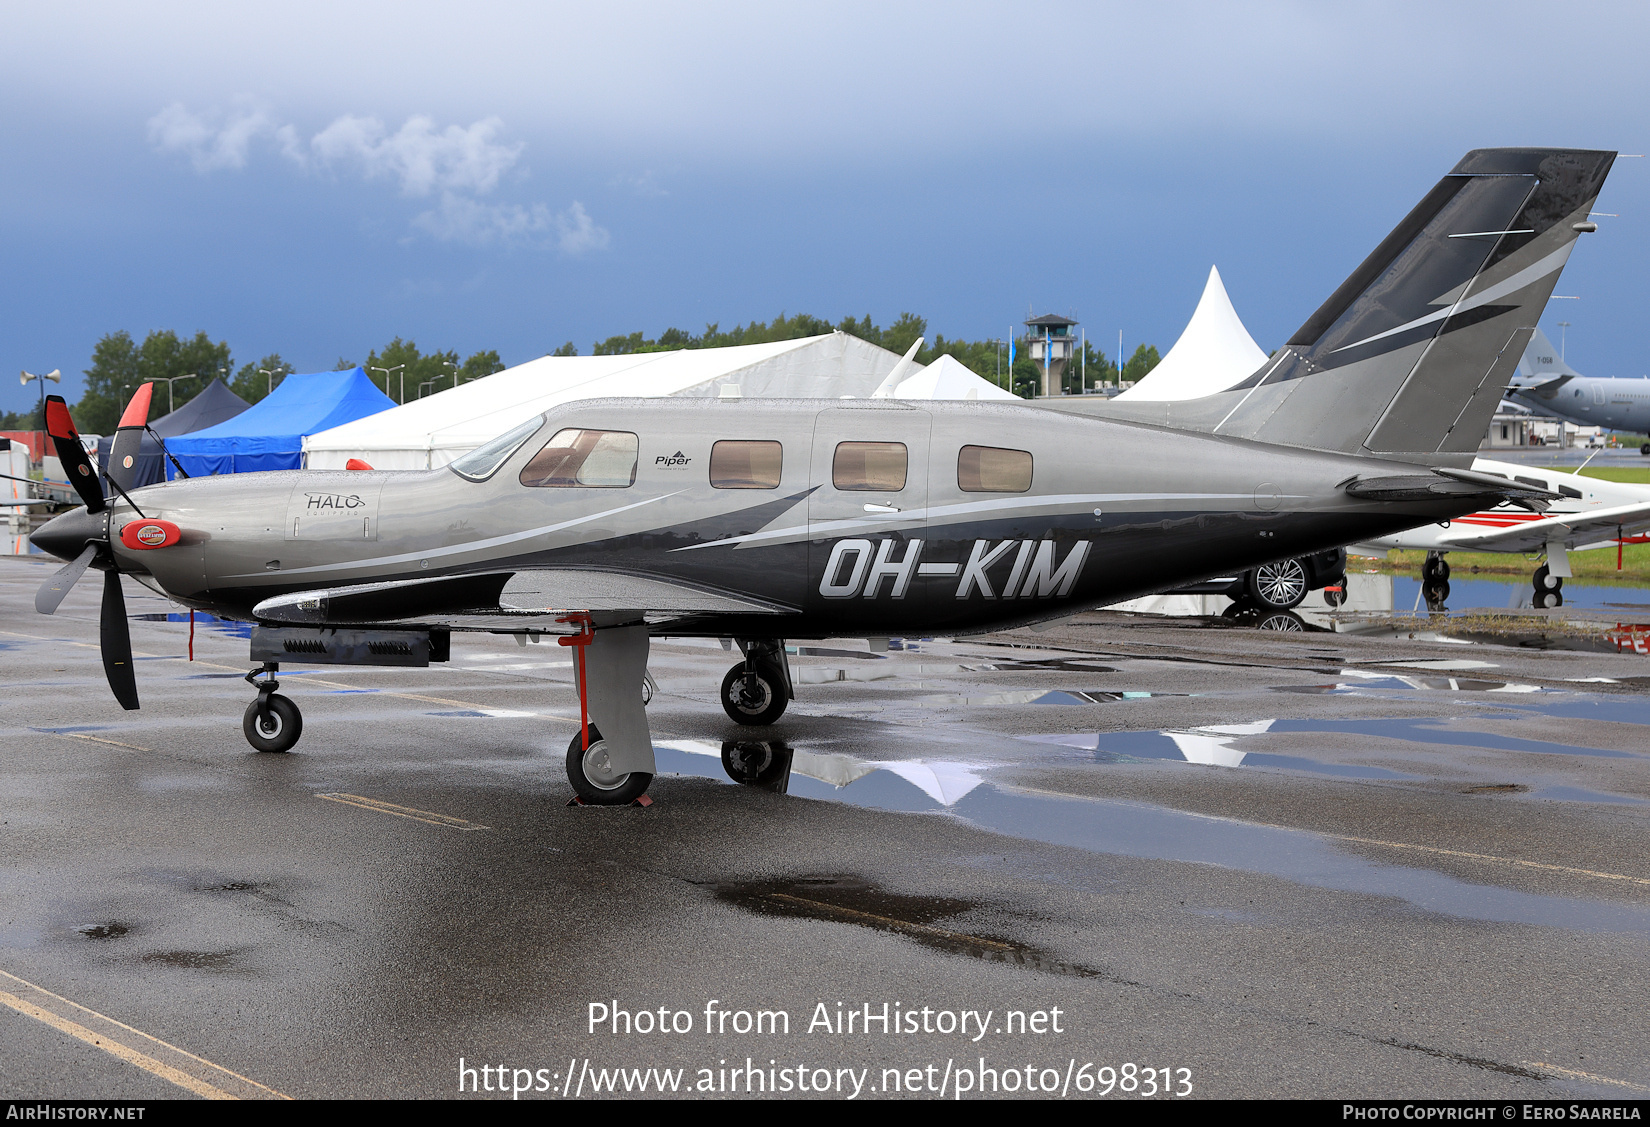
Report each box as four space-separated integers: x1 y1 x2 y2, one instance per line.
166 368 395 478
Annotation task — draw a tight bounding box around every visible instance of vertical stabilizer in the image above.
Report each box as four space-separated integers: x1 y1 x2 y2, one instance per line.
1072 149 1614 466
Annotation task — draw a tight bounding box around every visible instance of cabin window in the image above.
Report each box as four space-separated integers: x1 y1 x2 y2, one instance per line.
519 428 638 487
957 445 1033 492
1514 475 1544 488
1558 485 1582 499
833 442 907 491
710 440 782 489
450 416 543 482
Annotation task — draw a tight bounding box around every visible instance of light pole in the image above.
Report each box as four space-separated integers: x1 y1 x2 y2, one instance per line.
258 368 282 399
371 364 405 404
1558 321 1571 361
149 375 195 414
442 359 459 390
20 369 61 428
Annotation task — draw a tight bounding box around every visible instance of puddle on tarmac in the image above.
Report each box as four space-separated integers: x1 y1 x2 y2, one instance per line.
76 923 129 939
1539 785 1649 807
141 948 245 970
711 876 1101 978
1263 717 1642 760
1274 673 1539 695
428 708 536 718
654 743 1650 937
1393 576 1650 615
918 689 1184 707
130 612 251 639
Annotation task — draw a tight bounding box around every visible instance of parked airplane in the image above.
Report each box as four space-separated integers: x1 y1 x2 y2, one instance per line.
1506 328 1650 444
30 147 1611 804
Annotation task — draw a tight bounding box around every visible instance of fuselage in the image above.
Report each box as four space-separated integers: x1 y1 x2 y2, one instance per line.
65 397 1503 638
1509 375 1650 432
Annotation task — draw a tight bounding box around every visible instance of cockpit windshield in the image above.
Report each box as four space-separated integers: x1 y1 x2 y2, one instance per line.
449 416 544 482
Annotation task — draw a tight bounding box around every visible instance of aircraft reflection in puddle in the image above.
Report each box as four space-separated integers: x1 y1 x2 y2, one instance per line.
129 611 252 639
1023 721 1416 779
1274 668 1540 695
651 740 1650 937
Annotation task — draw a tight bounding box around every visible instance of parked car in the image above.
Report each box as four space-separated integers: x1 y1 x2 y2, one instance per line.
1168 548 1347 611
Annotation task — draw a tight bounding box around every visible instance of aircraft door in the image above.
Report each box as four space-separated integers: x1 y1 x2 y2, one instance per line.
808 406 931 603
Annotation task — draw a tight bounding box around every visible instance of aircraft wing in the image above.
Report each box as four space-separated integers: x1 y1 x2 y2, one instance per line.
1507 375 1573 400
252 568 796 627
1435 501 1650 553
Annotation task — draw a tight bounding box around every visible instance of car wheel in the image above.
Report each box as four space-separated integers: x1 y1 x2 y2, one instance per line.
1246 558 1309 610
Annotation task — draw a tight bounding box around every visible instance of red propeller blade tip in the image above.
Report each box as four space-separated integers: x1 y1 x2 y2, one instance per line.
118 383 155 429
44 397 79 441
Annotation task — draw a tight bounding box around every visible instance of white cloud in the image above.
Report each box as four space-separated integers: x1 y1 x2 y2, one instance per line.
147 102 276 172
147 103 600 252
555 202 609 255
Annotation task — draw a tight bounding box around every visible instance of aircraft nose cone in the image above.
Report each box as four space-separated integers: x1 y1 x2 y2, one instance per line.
32 506 106 562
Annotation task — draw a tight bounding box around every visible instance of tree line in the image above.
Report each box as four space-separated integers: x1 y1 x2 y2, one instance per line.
0 330 504 435
577 311 1160 400
1 315 1162 434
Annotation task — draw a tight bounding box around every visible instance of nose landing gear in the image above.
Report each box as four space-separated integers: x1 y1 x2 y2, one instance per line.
720 639 792 726
242 662 303 753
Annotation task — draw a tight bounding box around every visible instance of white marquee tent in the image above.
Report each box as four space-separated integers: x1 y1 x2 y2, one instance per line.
304 332 910 470
892 354 1020 401
1113 265 1268 402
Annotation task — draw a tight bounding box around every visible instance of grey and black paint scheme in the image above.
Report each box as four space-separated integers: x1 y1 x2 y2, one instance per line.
30 147 1614 804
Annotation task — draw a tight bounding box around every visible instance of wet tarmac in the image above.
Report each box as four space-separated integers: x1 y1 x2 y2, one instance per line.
3 554 1650 1099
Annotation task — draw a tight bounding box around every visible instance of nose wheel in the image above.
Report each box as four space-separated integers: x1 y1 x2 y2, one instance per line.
242 662 303 752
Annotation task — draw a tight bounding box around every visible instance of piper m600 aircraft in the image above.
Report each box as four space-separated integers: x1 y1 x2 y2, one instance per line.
31 147 1612 804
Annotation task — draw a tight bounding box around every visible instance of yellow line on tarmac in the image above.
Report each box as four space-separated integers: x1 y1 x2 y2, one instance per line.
316 792 489 830
0 970 289 1100
1525 1061 1650 1092
60 732 152 752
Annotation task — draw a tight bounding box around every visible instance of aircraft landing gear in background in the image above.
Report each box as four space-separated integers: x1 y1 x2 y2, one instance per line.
242 662 302 753
721 638 793 726
1533 564 1564 609
721 739 794 790
566 724 652 805
1421 551 1451 610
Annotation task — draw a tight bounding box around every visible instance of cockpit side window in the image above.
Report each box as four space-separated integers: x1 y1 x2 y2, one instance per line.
520 429 638 488
450 416 543 482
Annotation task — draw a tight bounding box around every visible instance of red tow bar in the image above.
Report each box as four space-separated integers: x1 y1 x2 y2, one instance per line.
556 614 594 750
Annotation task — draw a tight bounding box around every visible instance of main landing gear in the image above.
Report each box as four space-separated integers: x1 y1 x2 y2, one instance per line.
1533 563 1564 609
720 639 793 726
1421 551 1451 610
242 662 303 753
560 620 658 806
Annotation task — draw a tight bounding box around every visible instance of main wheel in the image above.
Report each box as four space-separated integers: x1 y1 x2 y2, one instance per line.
1422 554 1451 583
1534 588 1564 609
1422 579 1450 606
1245 558 1309 610
1533 565 1563 592
720 662 788 726
242 694 302 753
1640 443 1649 456
565 725 652 805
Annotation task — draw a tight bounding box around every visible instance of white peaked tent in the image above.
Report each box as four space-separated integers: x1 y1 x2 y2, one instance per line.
1113 266 1268 401
304 332 908 470
892 353 1019 401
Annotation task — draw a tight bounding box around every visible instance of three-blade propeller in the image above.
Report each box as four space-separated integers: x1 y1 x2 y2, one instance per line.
33 389 151 710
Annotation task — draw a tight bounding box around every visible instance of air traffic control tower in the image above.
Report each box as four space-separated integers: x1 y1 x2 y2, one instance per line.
1025 313 1078 396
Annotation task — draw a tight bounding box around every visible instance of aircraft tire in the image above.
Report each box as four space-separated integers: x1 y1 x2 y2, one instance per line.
242 695 302 753
1534 565 1563 592
1245 558 1309 610
565 726 652 805
1422 580 1450 607
1640 443 1649 456
1323 585 1347 608
720 662 788 726
1422 554 1450 583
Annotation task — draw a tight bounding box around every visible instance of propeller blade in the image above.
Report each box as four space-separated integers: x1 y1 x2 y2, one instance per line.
44 395 106 514
35 544 98 614
99 568 140 710
105 383 154 493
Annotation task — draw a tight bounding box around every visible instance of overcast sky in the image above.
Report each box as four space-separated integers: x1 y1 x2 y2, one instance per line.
3 1 1647 412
